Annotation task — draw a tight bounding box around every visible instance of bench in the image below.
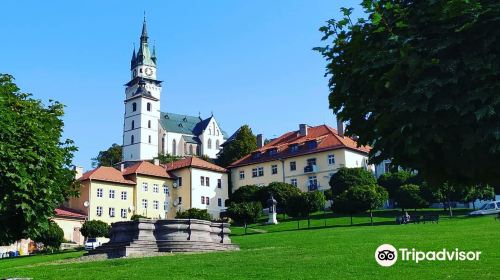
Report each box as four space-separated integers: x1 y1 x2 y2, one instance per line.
396 214 439 224
422 215 439 224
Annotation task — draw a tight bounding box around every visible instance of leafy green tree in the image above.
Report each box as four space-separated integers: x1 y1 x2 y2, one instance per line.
350 185 388 225
34 220 64 252
464 185 495 210
227 202 262 234
377 171 414 199
331 190 360 226
80 220 110 239
217 125 257 168
316 1 500 187
329 167 376 196
0 74 78 246
257 182 302 213
394 184 429 212
285 193 308 229
175 208 212 221
91 143 122 167
304 191 327 228
227 185 260 205
154 153 181 164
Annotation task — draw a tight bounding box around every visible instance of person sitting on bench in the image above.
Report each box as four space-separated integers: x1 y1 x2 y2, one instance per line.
402 211 411 224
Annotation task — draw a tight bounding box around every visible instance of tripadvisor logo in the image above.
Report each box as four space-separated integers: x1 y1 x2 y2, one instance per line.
375 244 482 267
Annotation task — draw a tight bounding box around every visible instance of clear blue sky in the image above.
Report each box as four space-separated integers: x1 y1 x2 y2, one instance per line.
1 0 364 170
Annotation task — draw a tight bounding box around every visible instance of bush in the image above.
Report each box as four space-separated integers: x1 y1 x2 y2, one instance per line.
130 214 147 221
329 167 376 196
33 220 64 251
377 171 414 199
80 220 110 239
394 184 429 211
257 182 302 212
227 202 262 226
227 185 260 205
175 208 212 221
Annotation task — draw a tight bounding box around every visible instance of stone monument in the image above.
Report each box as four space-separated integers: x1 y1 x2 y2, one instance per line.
267 194 278 224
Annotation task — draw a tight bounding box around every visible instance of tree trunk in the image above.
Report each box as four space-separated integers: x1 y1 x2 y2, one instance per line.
244 220 247 235
448 198 453 218
307 214 310 228
297 218 300 229
350 214 353 226
370 209 373 226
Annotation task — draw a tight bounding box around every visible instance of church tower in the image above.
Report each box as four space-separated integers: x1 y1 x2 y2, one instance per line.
122 18 162 162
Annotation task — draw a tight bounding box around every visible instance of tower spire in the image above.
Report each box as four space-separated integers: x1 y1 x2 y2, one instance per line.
141 12 148 43
130 43 136 69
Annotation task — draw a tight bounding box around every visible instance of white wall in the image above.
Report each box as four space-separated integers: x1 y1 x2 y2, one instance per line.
190 168 228 218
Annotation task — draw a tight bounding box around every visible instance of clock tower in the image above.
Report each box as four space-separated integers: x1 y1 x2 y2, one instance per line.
122 18 162 162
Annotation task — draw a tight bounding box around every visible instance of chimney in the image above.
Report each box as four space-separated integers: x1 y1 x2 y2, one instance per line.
299 124 308 136
120 163 125 172
256 134 264 148
336 119 344 137
153 159 160 166
73 166 84 180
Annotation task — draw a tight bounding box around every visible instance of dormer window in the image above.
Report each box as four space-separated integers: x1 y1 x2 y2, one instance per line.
307 140 317 149
252 152 261 159
268 148 278 156
290 144 299 153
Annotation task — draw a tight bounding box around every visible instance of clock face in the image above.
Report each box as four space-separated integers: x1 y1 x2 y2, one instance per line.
145 67 153 76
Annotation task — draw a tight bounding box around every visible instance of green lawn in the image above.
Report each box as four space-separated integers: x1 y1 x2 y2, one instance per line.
1 210 498 279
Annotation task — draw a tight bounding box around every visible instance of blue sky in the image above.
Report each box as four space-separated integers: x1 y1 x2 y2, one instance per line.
1 0 364 170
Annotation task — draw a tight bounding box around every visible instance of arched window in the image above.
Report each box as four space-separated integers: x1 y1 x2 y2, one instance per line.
131 120 135 129
184 143 187 154
216 140 220 149
189 145 193 155
172 139 177 156
216 129 219 136
208 139 212 149
148 120 151 128
147 103 151 111
161 137 165 154
196 145 201 156
209 128 212 135
132 102 137 112
148 135 151 144
131 135 134 144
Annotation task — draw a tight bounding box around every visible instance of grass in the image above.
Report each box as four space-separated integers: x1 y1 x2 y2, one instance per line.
1 209 498 279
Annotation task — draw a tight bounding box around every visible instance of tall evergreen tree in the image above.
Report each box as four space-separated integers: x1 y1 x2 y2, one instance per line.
217 125 257 167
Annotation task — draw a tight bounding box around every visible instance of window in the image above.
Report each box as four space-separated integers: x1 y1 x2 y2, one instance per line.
201 176 205 186
205 177 210 187
148 120 151 128
164 201 169 211
218 198 222 207
184 143 187 154
131 120 135 129
269 149 277 156
121 209 127 218
142 199 148 209
201 196 205 204
239 171 245 180
131 135 134 144
109 207 115 217
206 197 210 205
258 167 264 177
308 176 318 191
162 137 165 154
216 140 220 149
109 190 115 199
217 129 220 136
148 135 151 144
290 144 299 153
252 168 258 177
178 177 183 186
217 179 222 188
178 197 182 204
290 161 296 171
208 139 212 149
328 154 335 165
153 184 159 193
163 185 169 195
209 128 212 135
153 200 159 210
147 102 151 111
172 139 177 156
97 188 103 198
271 165 278 175
142 182 148 192
132 102 137 112
307 158 317 166
291 178 298 187
96 206 103 216
384 162 391 173
189 144 193 155
307 140 317 149
252 152 261 159
121 191 127 200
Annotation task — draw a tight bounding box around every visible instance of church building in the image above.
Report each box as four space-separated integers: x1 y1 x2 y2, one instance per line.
122 19 227 162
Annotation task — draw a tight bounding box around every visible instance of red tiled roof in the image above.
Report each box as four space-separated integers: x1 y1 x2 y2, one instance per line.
164 157 227 173
228 124 371 168
78 166 136 185
55 207 87 220
123 161 173 179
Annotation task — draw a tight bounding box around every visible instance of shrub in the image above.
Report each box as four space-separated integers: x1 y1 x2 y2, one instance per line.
227 185 260 205
175 208 212 221
329 167 376 196
377 171 414 199
33 220 64 252
227 201 262 228
394 184 429 211
257 182 302 212
80 220 110 239
130 214 147 221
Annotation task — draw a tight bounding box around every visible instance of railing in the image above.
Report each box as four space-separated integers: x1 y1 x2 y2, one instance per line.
303 165 319 173
308 184 319 191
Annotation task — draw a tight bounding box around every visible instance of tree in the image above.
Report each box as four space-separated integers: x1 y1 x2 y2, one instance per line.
464 185 495 210
350 185 388 225
227 202 262 234
91 143 122 167
304 191 327 228
80 220 110 239
175 208 212 221
257 182 302 213
316 1 500 187
329 167 376 196
227 185 260 205
394 184 429 212
33 220 64 252
0 74 78 246
217 125 257 168
285 193 308 229
154 153 181 164
331 190 359 226
377 171 414 200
